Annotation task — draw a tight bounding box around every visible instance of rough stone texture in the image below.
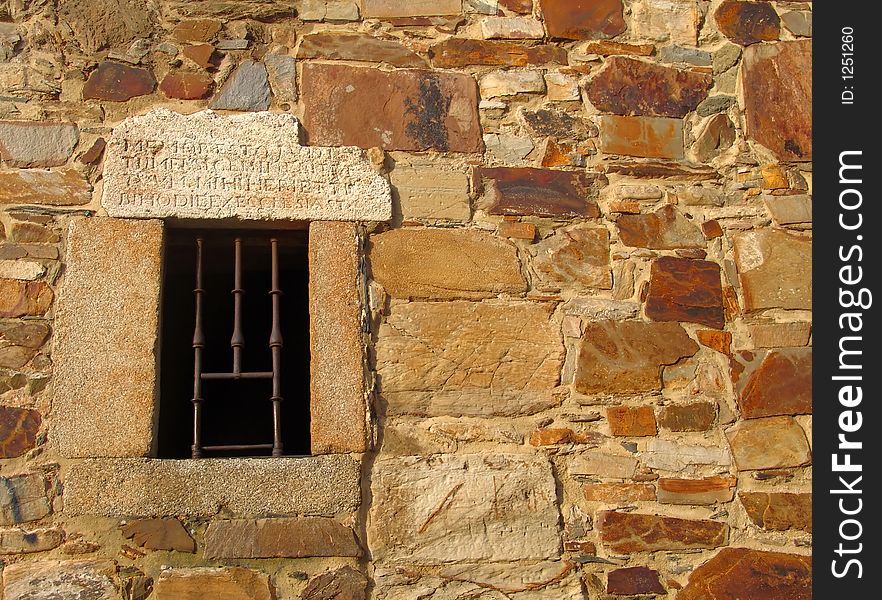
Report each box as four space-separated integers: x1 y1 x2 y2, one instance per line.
715 0 781 46
727 416 811 470
737 349 812 419
0 527 64 554
0 169 92 206
2 560 117 600
657 477 736 505
52 218 161 458
0 280 53 318
641 439 732 471
599 511 728 553
264 53 298 103
481 16 545 39
204 517 360 558
0 406 41 458
520 108 599 140
678 548 812 600
298 33 426 67
83 62 156 102
0 259 44 281
0 121 79 168
0 474 50 525
302 63 482 153
370 228 526 299
484 133 535 163
209 60 270 110
600 115 684 159
159 71 214 99
739 492 812 532
742 40 812 161
588 57 711 118
539 0 626 40
733 229 811 311
607 406 657 436
391 166 470 221
569 452 638 479
477 167 604 218
173 19 222 43
152 568 272 600
58 0 157 53
303 566 368 600
430 39 567 68
617 205 705 249
182 44 215 69
309 222 369 454
630 0 700 45
545 71 581 101
764 195 812 225
297 1 361 21
530 428 603 446
102 110 392 221
563 298 639 320
63 456 361 517
749 322 811 348
575 320 698 395
121 518 196 553
370 454 561 563
167 0 295 20
532 225 611 289
607 567 666 595
782 11 812 37
645 257 724 329
376 301 563 417
361 0 461 17
480 69 546 97
584 483 656 502
658 402 716 432
693 113 736 162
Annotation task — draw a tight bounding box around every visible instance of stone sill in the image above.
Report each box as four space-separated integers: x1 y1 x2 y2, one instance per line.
63 455 361 518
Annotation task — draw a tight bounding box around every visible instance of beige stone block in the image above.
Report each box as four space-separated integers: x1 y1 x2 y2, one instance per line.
763 194 812 225
309 221 369 454
361 0 462 18
641 439 731 471
0 527 64 554
204 517 361 558
479 69 546 98
748 321 812 348
391 166 470 221
630 0 700 45
2 560 116 600
727 416 811 471
0 260 44 280
0 474 50 526
733 229 811 311
53 217 162 458
569 452 638 479
153 567 271 600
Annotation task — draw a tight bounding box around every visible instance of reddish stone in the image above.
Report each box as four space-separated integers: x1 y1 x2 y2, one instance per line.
701 219 723 239
302 566 367 600
540 0 626 40
607 406 657 437
737 349 811 418
0 280 53 318
599 511 728 553
540 140 581 168
301 63 482 153
183 44 216 69
657 477 736 505
645 257 724 329
617 205 705 249
173 19 222 43
600 115 684 160
429 38 567 68
715 0 781 46
532 225 611 289
498 221 536 240
582 40 655 56
678 548 811 600
607 567 666 595
298 33 427 67
658 402 716 432
584 483 655 503
204 517 361 559
476 167 605 218
739 492 812 532
78 138 106 165
530 428 603 446
564 540 597 553
83 62 156 102
588 56 711 117
743 40 811 161
499 0 533 14
121 518 196 553
604 161 718 181
159 72 214 100
697 330 731 354
0 406 41 458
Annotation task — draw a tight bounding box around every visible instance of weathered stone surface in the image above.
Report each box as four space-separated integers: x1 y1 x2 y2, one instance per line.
659 45 712 66
748 322 811 348
53 218 161 458
530 428 602 446
370 454 561 563
658 402 716 432
539 0 626 40
0 527 64 554
10 223 59 244
499 221 537 240
2 560 116 600
303 63 481 153
743 40 811 161
582 40 655 56
264 54 297 103
588 57 711 118
166 0 295 19
607 406 657 437
739 492 811 532
764 195 811 224
376 301 563 417
477 167 604 218
678 548 811 600
563 298 638 320
607 567 666 595
370 229 526 299
209 60 270 111
520 108 599 140
182 44 215 69
545 71 581 101
298 33 426 66
64 455 360 517
569 452 637 479
630 0 700 45
782 11 812 37
697 94 736 117
297 1 361 21
0 474 50 525
606 161 718 180
361 0 461 17
391 166 470 221
429 39 567 68
575 320 698 395
484 133 535 162
715 0 780 46
83 62 156 102
584 483 655 502
121 518 196 553
159 71 214 99
173 19 222 43
693 113 736 162
737 349 811 419
0 121 78 168
102 110 391 221
727 416 811 470
309 222 369 454
0 169 92 206
600 115 684 159
733 229 811 311
532 225 611 289
153 567 271 600
481 16 545 39
204 517 360 558
617 205 705 249
0 280 53 318
480 69 546 97
58 0 157 53
599 511 727 553
657 477 736 505
0 406 41 458
645 257 724 328
303 566 367 600
641 439 732 471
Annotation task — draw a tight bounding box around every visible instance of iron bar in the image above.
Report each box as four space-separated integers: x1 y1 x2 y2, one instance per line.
201 444 274 452
191 237 206 459
230 237 244 375
269 238 284 457
200 371 273 380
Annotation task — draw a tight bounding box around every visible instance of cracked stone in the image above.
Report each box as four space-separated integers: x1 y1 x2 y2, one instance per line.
209 60 270 111
678 548 811 600
645 257 724 329
715 0 780 46
617 205 705 249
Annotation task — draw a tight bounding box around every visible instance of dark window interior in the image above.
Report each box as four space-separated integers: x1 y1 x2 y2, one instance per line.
157 227 311 458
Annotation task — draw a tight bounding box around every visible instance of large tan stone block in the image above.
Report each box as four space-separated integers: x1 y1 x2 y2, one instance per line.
153 568 272 600
204 517 361 558
2 560 117 600
733 229 811 311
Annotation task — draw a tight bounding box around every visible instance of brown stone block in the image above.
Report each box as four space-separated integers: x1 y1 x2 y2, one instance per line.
617 205 705 249
0 279 53 318
182 44 215 69
303 566 368 600
298 32 427 67
600 115 684 159
583 483 656 503
153 567 272 600
520 108 599 140
173 19 222 43
599 511 728 553
204 517 361 559
678 547 811 600
697 330 731 354
727 416 811 470
121 518 196 553
530 427 604 446
429 38 568 68
159 72 214 100
532 225 611 289
657 476 736 505
498 221 536 240
739 491 812 532
715 0 781 46
604 161 718 180
0 406 41 458
539 0 626 40
645 256 724 328
582 40 655 56
733 229 811 311
748 322 811 348
83 62 156 102
607 566 666 595
607 406 657 437
658 402 717 432
476 167 605 218
0 169 91 206
701 220 723 239
737 348 811 418
361 0 461 18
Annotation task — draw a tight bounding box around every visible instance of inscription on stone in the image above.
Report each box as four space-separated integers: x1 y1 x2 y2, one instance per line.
102 109 392 221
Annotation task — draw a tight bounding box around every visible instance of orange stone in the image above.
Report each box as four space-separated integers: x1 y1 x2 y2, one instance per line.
583 482 656 502
737 349 812 418
599 511 728 553
607 566 666 595
429 38 568 68
645 257 724 329
529 427 603 446
657 476 736 505
600 115 684 160
539 0 626 40
701 219 723 239
607 406 657 437
182 44 215 69
173 19 222 43
582 40 654 56
678 548 811 600
738 491 812 532
497 221 536 240
657 402 717 432
697 329 731 354
0 279 53 318
83 62 155 102
477 167 605 218
715 0 780 46
159 72 214 100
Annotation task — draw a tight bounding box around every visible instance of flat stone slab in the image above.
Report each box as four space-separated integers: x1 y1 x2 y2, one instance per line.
102 109 391 221
63 456 360 517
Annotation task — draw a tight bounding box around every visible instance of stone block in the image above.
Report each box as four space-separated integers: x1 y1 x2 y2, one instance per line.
0 527 64 554
121 518 195 553
0 406 41 458
715 0 780 46
172 19 221 43
607 567 666 595
568 451 638 479
481 16 545 39
733 229 811 311
737 348 812 418
361 0 461 17
0 279 53 317
630 0 700 46
600 115 684 159
390 165 470 221
763 194 812 225
159 72 214 100
658 401 716 432
657 476 736 505
641 439 731 471
479 69 546 97
204 517 361 558
303 566 367 600
476 167 605 218
678 548 811 600
83 62 156 102
0 121 79 168
0 169 91 206
0 473 50 525
617 205 705 249
429 39 567 68
739 491 812 532
583 483 656 502
727 416 811 470
748 321 811 348
152 567 271 600
539 0 626 40
2 560 117 600
599 511 728 553
645 256 724 329
607 406 657 436
297 32 427 67
532 225 611 289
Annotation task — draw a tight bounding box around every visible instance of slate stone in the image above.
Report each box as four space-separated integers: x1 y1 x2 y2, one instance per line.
539 0 626 40
781 11 812 37
78 138 106 165
582 40 655 56
83 62 156 102
159 71 214 100
715 0 781 46
599 511 728 553
361 0 461 18
481 16 545 39
429 38 568 67
0 473 50 525
121 518 196 553
739 492 812 532
607 406 657 436
604 161 718 180
737 348 812 418
298 32 427 67
696 95 735 117
600 115 684 160
479 69 546 97
303 566 367 600
173 19 221 43
645 257 724 329
182 44 215 69
209 60 270 111
658 45 712 66
583 483 656 502
678 548 811 600
0 527 64 555
617 205 705 249
520 108 599 140
607 567 666 595
476 167 605 218
0 121 79 168
0 406 41 458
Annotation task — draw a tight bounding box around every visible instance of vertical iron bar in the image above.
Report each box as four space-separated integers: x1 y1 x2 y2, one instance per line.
231 237 244 375
191 238 205 459
269 238 284 457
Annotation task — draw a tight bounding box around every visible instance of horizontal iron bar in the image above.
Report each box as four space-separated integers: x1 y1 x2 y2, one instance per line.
200 444 275 451
201 372 273 380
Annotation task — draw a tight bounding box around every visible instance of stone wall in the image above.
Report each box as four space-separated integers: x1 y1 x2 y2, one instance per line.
0 1 812 598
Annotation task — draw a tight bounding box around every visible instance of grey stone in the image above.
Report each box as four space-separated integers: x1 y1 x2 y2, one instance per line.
562 297 639 320
390 164 470 221
0 474 50 525
2 560 117 600
216 38 250 50
781 11 812 37
0 527 64 554
641 439 731 471
696 95 736 117
209 60 271 111
483 133 534 163
713 44 742 75
0 121 79 168
157 41 178 55
264 53 297 103
658 45 712 66
763 194 812 225
464 0 498 15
